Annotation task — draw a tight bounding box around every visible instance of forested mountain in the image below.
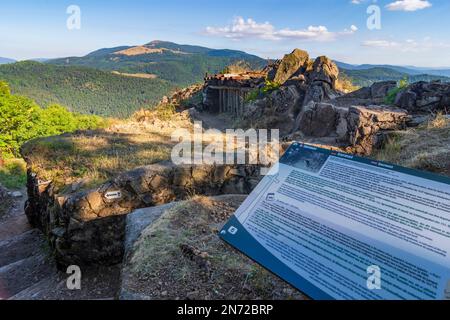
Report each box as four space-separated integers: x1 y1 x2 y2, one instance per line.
335 61 450 78
0 57 15 65
0 41 267 117
0 61 174 117
48 40 267 86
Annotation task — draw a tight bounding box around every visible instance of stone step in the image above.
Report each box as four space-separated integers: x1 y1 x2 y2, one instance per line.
9 264 122 300
0 253 56 299
0 229 47 268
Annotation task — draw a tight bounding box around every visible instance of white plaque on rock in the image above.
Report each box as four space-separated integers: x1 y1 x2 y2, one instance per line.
104 190 122 200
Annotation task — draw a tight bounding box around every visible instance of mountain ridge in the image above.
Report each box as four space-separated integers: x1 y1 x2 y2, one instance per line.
0 57 16 65
47 41 267 86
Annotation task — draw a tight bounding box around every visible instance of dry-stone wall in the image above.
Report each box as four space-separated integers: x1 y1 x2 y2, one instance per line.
25 162 263 267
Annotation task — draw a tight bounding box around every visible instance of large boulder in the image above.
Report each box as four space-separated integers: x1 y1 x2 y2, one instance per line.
307 56 339 88
370 81 397 99
395 81 450 113
268 49 310 85
301 56 340 106
294 102 409 154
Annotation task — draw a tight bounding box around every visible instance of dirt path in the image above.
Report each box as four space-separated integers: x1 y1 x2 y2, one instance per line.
192 111 234 131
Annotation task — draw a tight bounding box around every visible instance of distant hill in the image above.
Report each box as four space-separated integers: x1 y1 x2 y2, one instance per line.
0 61 173 118
0 57 15 65
340 67 450 87
48 40 267 86
3 43 450 118
335 61 450 78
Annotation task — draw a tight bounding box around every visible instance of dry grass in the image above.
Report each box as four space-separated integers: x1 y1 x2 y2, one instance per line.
21 117 192 193
335 76 360 94
111 71 158 79
128 195 305 300
0 158 27 189
375 114 450 176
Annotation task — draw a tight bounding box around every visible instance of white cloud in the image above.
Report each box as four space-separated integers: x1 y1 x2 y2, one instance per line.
205 17 277 40
363 40 400 48
363 38 449 52
386 0 432 12
205 16 357 41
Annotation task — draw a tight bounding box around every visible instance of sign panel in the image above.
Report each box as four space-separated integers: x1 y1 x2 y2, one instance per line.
220 143 450 300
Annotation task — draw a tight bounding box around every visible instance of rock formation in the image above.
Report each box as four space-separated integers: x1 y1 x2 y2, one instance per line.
234 50 447 155
295 103 408 154
238 50 342 137
394 81 450 113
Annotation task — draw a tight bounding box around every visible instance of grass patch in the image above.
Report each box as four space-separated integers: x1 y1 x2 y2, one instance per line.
245 79 281 103
374 114 450 176
384 78 408 105
0 158 27 189
21 118 192 193
127 196 304 300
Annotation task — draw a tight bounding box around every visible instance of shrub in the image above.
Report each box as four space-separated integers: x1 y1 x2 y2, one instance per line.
385 78 409 105
245 79 281 103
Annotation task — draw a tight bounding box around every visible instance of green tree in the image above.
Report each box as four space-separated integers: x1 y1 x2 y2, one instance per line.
0 81 105 158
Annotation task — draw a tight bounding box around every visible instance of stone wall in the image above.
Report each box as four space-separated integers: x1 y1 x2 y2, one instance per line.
25 162 263 267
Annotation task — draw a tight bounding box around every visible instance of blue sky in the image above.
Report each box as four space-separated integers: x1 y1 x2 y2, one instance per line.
1 0 449 67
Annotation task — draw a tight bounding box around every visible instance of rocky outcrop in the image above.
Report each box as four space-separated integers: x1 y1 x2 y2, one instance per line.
242 85 305 136
240 49 341 136
25 162 263 267
301 56 340 106
161 84 203 109
346 105 408 154
394 81 450 113
296 103 343 138
267 49 310 85
333 81 397 107
308 56 339 88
